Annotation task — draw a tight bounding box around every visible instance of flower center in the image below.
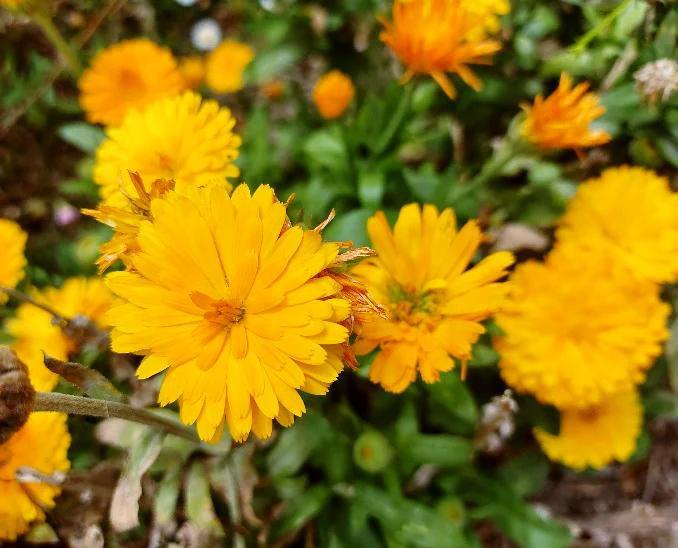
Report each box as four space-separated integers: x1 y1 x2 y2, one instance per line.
388 284 438 325
190 292 244 328
118 68 145 98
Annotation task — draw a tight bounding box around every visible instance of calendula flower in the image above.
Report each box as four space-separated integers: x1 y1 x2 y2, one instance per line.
93 91 240 207
6 278 113 391
312 70 355 119
83 172 177 272
535 390 642 470
461 0 510 39
0 219 27 304
351 204 514 393
521 73 611 150
179 56 205 89
380 0 504 99
105 184 358 443
0 412 70 541
496 245 669 410
558 166 678 284
78 39 185 126
205 40 254 94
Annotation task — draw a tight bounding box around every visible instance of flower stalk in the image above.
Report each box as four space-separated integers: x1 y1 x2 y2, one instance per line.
27 9 83 76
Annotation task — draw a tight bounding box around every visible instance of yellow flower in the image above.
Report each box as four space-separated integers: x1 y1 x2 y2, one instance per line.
179 55 205 89
460 0 510 40
380 0 504 99
0 412 70 541
496 244 669 410
79 39 185 126
205 40 254 94
93 91 241 207
0 219 27 303
535 390 642 470
558 166 678 284
105 184 354 443
521 73 611 150
6 278 113 391
351 204 514 393
83 172 177 272
312 70 355 119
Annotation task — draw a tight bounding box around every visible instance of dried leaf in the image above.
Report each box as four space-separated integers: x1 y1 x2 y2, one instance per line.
110 428 165 532
44 354 125 403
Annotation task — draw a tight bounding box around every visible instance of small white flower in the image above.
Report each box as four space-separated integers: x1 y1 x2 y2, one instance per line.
191 18 222 51
175 0 198 6
634 58 678 103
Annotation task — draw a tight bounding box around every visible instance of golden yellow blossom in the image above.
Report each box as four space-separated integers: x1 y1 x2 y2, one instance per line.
179 55 206 89
93 91 240 207
105 184 356 443
79 39 185 126
0 219 27 304
521 73 611 150
496 244 669 409
351 204 513 393
461 0 510 40
312 70 355 119
380 0 504 99
6 278 113 391
0 412 70 541
535 390 642 470
558 166 678 284
205 40 254 94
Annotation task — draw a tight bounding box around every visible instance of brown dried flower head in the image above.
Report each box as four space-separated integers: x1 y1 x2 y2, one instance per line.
0 345 36 444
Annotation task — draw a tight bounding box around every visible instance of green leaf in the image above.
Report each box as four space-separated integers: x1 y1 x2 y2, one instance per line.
357 169 385 208
244 46 301 85
517 395 560 435
270 485 331 540
612 0 647 39
58 123 105 153
303 127 349 174
267 412 332 478
497 452 550 497
426 373 478 435
185 461 225 537
154 460 183 527
109 429 165 532
403 434 474 468
43 355 125 402
656 136 678 168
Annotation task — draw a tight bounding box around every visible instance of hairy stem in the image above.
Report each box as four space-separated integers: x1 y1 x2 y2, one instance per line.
31 12 83 76
0 285 67 326
33 391 199 442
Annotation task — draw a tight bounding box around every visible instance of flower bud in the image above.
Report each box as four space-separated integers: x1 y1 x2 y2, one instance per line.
353 431 393 473
0 346 35 444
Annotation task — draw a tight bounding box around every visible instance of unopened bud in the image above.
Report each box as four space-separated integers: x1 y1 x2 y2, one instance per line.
353 430 393 473
0 346 35 444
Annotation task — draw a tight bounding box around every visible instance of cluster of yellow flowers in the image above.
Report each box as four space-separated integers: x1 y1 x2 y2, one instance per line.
496 166 678 470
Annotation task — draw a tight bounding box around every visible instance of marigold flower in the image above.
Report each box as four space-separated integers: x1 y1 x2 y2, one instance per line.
461 0 510 40
312 70 355 119
93 91 240 207
351 204 514 393
205 40 254 94
6 278 113 391
105 184 358 443
0 219 27 304
78 39 185 126
558 166 678 284
535 390 642 470
380 0 504 99
179 55 206 89
496 245 669 409
521 73 611 150
0 412 70 541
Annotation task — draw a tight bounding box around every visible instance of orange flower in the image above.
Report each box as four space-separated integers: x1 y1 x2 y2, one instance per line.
179 56 205 89
521 73 611 150
312 70 355 119
380 0 504 99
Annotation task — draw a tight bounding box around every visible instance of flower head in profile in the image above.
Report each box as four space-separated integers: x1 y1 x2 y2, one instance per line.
521 73 611 150
0 219 27 304
380 0 504 99
93 91 241 207
79 39 185 126
558 166 678 284
179 56 206 89
205 40 254 94
312 70 355 119
83 172 176 272
0 412 70 541
105 184 362 443
6 278 113 391
535 390 641 470
351 204 514 393
496 244 669 410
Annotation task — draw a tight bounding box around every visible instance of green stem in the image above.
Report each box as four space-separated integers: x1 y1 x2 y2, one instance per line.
373 83 413 156
571 0 633 53
31 12 83 76
33 391 199 443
